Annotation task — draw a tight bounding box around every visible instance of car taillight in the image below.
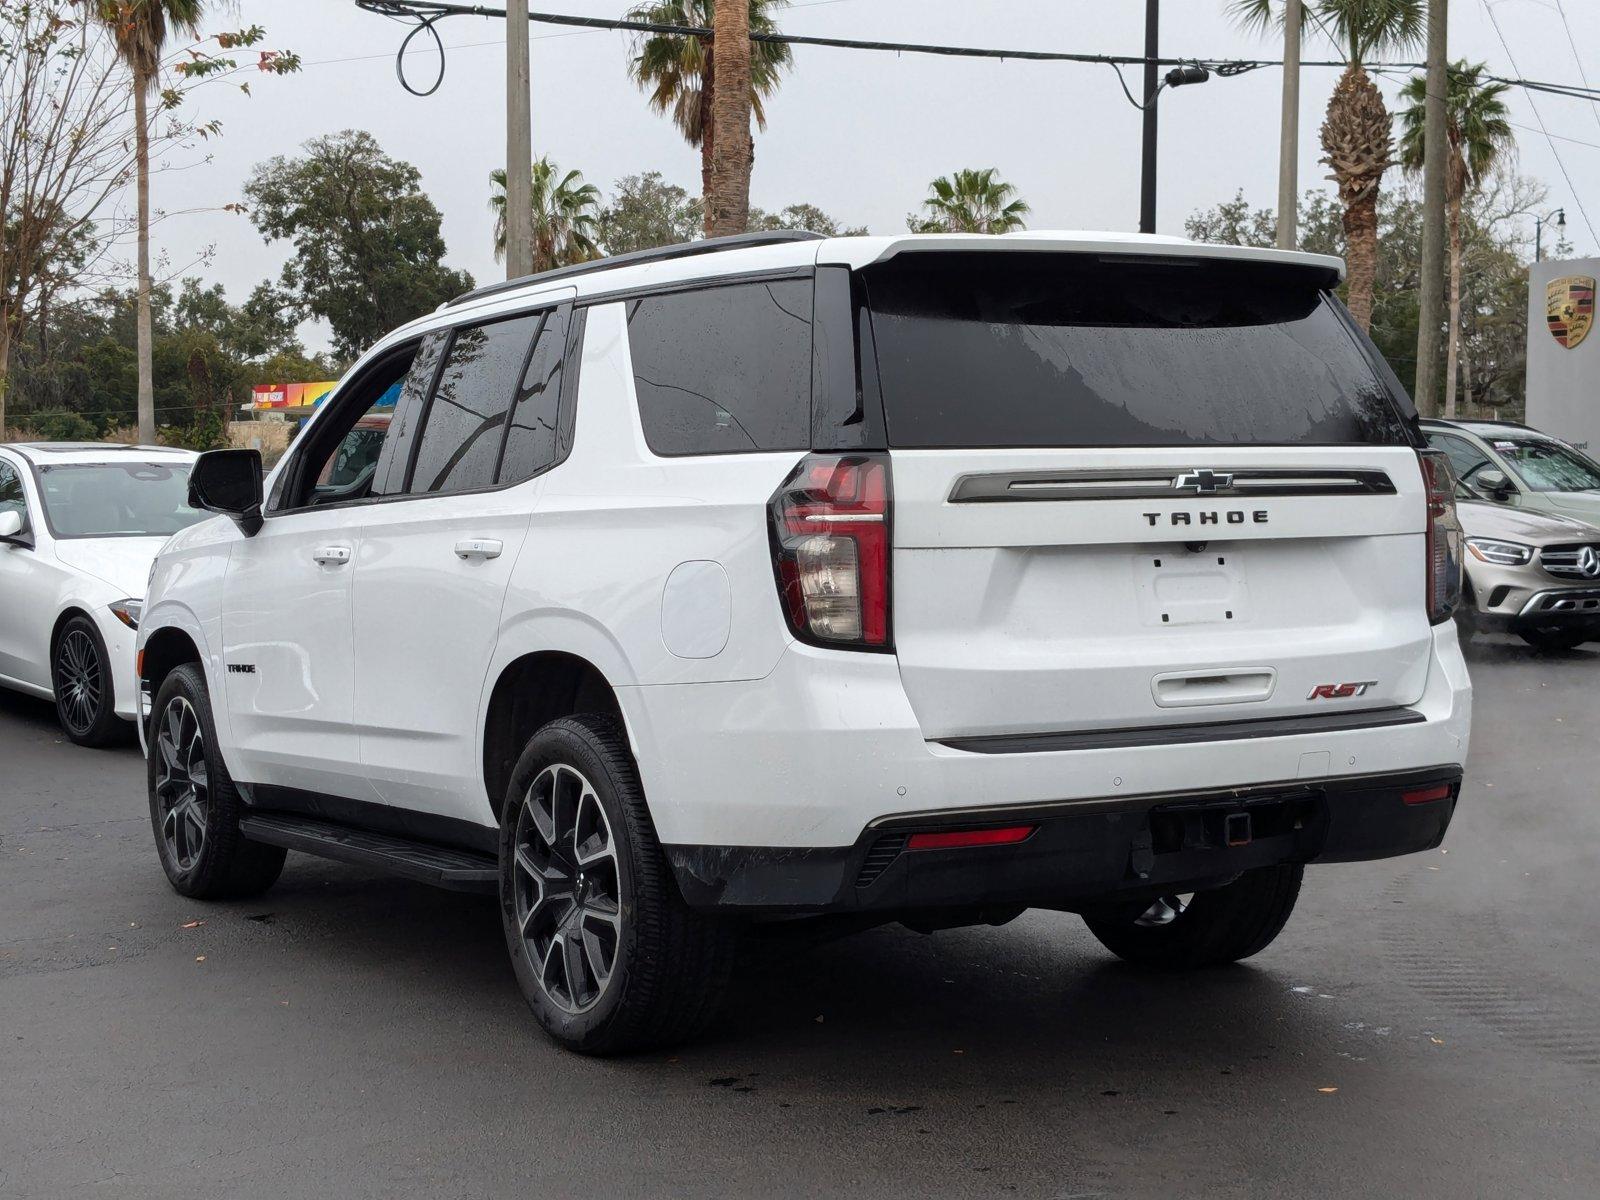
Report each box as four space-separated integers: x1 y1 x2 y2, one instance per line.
1419 449 1464 625
769 453 891 649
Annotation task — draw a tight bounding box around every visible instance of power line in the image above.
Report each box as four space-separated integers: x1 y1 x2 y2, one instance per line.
305 0 861 69
1553 0 1600 140
351 1 1600 104
1480 0 1598 250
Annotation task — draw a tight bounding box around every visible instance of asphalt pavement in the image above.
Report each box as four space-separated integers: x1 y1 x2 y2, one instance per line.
3 634 1598 1199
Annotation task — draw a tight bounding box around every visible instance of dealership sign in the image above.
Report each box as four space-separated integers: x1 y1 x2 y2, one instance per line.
252 381 337 410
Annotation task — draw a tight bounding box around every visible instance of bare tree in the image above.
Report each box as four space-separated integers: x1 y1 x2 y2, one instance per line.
1 1 298 437
1 3 134 435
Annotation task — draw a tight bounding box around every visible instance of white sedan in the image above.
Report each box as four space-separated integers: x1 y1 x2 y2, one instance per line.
0 442 202 745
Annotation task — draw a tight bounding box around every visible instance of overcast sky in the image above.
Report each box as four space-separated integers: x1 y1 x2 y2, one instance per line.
147 0 1600 351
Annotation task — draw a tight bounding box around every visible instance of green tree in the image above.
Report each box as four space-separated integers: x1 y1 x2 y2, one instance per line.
489 157 602 272
626 0 791 223
244 130 473 360
748 203 867 236
1187 173 1543 416
908 169 1030 234
599 172 703 254
1399 62 1514 417
1230 0 1424 332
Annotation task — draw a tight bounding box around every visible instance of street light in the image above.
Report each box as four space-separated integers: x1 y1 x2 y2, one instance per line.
1535 208 1566 263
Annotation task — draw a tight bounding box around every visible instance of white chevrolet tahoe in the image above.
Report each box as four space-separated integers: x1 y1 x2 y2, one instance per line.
138 231 1473 1054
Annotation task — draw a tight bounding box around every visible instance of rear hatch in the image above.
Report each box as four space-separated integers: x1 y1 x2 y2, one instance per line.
860 249 1431 742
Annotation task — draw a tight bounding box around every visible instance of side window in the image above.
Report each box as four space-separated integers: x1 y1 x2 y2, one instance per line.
371 334 447 497
0 460 25 523
408 313 540 495
1427 433 1492 482
498 305 570 485
626 278 813 456
273 340 431 510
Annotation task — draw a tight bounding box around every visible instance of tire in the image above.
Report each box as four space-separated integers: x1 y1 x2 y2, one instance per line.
147 663 285 900
1518 626 1592 652
1081 864 1303 970
52 615 124 748
498 714 737 1055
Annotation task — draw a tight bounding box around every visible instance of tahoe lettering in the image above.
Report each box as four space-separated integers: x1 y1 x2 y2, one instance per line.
1142 510 1269 527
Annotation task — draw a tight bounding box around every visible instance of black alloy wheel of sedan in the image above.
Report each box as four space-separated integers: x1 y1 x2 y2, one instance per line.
51 615 122 747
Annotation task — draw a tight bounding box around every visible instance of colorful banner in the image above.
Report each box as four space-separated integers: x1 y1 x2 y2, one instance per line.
251 381 337 410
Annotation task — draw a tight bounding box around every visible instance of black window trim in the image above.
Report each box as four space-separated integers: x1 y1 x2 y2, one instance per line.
267 297 579 519
621 271 818 460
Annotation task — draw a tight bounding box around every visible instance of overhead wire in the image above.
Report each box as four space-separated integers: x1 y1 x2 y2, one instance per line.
1480 0 1598 249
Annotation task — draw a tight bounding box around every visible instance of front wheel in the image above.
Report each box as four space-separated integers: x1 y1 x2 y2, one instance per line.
147 663 285 900
1081 864 1303 969
499 714 737 1055
52 615 123 747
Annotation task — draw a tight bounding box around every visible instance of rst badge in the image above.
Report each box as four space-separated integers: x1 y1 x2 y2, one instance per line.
1308 681 1377 700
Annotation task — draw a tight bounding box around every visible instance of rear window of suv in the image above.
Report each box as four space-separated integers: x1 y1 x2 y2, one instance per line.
861 253 1412 448
627 279 813 456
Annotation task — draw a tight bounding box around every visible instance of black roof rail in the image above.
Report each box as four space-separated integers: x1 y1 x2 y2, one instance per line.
445 229 826 309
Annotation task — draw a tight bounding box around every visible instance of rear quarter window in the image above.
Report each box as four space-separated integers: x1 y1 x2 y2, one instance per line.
626 278 813 456
862 253 1412 449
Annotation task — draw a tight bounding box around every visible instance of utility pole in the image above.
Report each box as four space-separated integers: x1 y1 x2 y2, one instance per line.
505 0 534 279
1276 0 1302 250
1139 0 1159 234
1414 0 1448 415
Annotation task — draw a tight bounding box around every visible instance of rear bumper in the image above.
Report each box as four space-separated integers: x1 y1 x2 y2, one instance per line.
622 623 1471 850
665 766 1462 913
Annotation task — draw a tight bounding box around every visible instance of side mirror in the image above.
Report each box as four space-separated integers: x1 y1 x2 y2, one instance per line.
189 449 264 536
1476 468 1514 499
0 509 30 547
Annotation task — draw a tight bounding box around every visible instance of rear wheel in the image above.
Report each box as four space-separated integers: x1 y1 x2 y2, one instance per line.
147 663 285 900
1081 864 1303 969
499 714 737 1055
1519 626 1593 652
52 616 123 747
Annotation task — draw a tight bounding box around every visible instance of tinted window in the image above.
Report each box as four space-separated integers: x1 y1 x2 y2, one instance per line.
863 254 1411 448
38 463 203 538
627 279 813 455
409 315 539 494
0 460 24 522
499 306 569 484
371 336 445 498
1426 433 1492 481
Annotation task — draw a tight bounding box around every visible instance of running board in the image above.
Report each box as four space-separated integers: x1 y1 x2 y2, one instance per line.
238 811 498 893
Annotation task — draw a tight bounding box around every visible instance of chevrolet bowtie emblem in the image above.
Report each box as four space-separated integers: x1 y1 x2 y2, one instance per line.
1173 469 1234 495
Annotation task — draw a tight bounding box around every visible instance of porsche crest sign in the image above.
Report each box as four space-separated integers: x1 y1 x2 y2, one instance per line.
1546 275 1596 350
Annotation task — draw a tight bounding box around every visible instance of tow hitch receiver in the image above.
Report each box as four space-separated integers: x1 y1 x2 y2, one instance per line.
1224 812 1253 847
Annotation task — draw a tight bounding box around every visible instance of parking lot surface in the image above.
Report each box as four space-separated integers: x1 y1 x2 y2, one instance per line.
2 635 1597 1199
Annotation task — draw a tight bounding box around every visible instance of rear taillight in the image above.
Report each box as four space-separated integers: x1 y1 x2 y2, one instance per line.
1419 449 1464 625
769 453 891 649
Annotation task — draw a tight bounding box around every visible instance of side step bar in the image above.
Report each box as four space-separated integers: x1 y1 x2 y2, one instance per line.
238 811 498 893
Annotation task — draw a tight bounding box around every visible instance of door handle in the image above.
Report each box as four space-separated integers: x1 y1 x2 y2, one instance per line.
454 538 503 560
312 546 351 565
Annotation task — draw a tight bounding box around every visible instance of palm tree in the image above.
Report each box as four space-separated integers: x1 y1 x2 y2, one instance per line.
95 0 204 445
1399 62 1513 418
908 169 1031 234
489 158 602 272
626 0 791 230
1231 0 1424 332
